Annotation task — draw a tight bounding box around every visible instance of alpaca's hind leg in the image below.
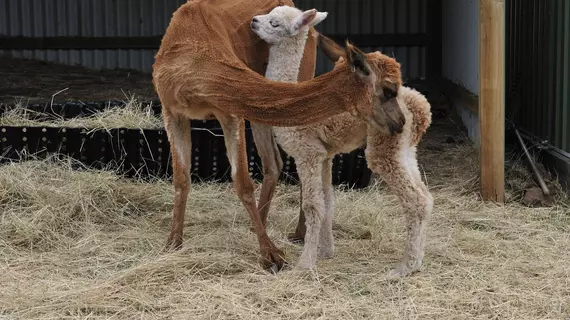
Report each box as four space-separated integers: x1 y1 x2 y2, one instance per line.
296 153 327 269
251 123 283 228
406 147 433 253
163 108 192 249
287 187 307 244
216 114 286 272
407 146 431 198
367 146 432 277
318 158 334 258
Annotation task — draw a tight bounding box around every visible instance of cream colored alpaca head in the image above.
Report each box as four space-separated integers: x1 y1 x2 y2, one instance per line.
251 6 328 44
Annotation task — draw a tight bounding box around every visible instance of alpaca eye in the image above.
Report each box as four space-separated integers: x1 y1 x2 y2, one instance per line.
270 21 279 28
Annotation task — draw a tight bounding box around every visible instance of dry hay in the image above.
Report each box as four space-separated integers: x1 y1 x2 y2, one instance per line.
0 115 569 319
0 96 163 130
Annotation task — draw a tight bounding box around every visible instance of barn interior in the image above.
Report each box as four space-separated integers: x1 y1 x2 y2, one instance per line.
0 1 568 318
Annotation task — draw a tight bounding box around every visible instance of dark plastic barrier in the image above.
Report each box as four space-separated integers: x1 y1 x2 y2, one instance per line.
0 101 372 188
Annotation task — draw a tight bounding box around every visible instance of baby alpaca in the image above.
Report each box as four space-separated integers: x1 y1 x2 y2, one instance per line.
251 5 330 269
252 8 433 276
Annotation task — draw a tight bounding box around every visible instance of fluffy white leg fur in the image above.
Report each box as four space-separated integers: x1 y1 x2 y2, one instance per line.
367 143 433 278
295 154 327 269
318 158 335 259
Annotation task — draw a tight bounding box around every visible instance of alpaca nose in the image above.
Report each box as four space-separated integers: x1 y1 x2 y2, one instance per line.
383 87 397 100
251 17 259 30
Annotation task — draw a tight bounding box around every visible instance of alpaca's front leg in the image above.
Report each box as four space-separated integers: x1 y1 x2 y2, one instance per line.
318 158 334 259
217 114 286 272
296 154 327 269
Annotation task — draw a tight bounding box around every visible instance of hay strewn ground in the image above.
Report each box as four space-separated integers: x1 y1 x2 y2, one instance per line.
0 111 569 319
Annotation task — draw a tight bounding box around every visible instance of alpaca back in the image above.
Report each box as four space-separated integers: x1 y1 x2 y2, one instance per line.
276 87 431 158
399 86 432 145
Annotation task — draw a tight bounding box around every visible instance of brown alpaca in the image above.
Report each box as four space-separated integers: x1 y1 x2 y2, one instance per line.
252 10 433 276
152 0 405 272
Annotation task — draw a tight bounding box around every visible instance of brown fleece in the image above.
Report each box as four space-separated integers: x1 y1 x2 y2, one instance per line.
152 0 381 127
152 0 404 271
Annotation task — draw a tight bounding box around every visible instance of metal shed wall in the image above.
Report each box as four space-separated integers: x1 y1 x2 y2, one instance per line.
301 0 428 79
506 0 570 154
0 0 428 79
0 0 186 72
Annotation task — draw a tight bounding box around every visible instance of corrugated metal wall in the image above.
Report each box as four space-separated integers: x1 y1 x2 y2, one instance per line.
506 0 570 153
0 0 427 79
296 0 427 78
0 0 186 72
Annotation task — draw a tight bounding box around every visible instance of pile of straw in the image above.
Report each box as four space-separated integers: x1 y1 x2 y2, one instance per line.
0 138 568 319
1 97 163 130
0 94 568 319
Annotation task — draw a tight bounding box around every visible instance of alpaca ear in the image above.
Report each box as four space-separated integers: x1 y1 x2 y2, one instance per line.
309 11 328 27
345 41 376 87
290 9 317 35
317 33 346 62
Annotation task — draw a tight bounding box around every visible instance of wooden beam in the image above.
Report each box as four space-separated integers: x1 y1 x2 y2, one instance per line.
479 0 505 202
439 78 479 115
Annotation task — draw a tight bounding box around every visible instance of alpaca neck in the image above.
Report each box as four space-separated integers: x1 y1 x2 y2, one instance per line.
265 32 309 83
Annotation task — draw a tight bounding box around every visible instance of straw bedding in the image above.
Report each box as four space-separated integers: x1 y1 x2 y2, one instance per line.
0 102 568 319
0 97 163 130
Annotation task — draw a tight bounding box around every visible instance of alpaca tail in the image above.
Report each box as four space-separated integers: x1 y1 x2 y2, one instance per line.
400 86 432 145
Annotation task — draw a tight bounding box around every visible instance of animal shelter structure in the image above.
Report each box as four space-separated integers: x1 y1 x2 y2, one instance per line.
0 0 569 200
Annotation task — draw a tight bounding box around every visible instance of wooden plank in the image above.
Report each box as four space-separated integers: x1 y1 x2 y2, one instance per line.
479 0 505 202
0 34 428 50
438 78 479 115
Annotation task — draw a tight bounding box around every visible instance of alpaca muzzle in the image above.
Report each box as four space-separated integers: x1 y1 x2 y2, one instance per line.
369 97 405 136
382 87 398 101
250 17 260 30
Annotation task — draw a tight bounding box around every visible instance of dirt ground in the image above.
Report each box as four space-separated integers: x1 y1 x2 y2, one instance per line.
0 57 158 104
0 58 569 319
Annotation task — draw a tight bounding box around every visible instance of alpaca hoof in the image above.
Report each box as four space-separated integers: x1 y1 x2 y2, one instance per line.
387 268 411 279
260 246 287 273
318 246 334 259
165 235 183 251
267 262 287 274
296 252 317 270
387 262 422 278
287 232 305 245
295 260 315 270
